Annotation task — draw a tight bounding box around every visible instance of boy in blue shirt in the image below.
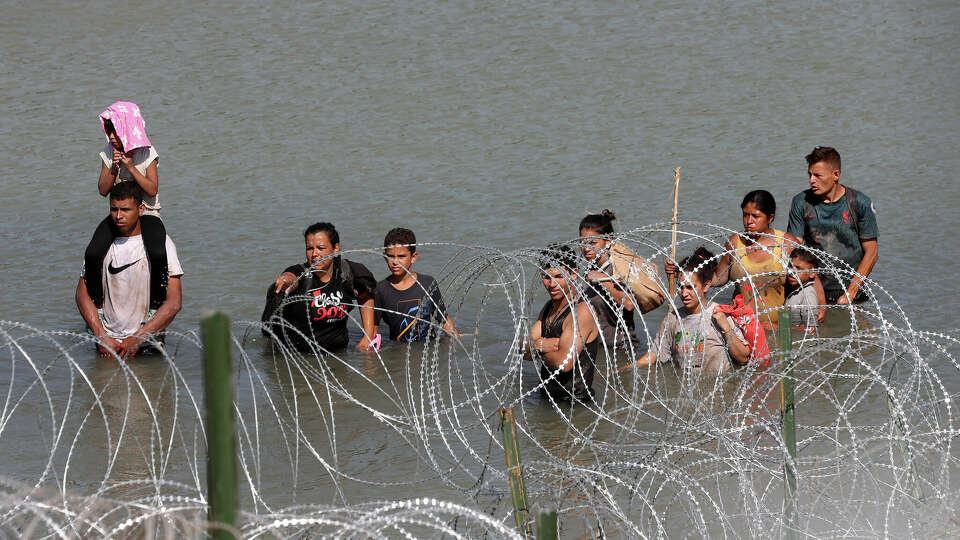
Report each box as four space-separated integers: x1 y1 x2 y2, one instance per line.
373 228 457 343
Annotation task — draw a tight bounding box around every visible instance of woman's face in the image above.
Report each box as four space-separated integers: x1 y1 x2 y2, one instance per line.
678 271 709 312
579 228 611 262
742 202 773 234
305 231 340 274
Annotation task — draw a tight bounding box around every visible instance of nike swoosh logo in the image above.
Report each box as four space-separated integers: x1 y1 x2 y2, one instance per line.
108 259 142 274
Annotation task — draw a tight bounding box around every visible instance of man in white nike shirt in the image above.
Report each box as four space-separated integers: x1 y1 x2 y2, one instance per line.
76 181 183 357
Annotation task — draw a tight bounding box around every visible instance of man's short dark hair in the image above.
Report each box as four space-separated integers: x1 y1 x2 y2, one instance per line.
384 227 417 254
790 246 821 268
805 146 842 172
304 222 340 245
109 181 144 204
539 244 579 274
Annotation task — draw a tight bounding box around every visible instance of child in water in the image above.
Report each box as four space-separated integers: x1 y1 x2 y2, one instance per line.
373 227 457 343
84 101 168 312
784 247 821 333
634 247 750 374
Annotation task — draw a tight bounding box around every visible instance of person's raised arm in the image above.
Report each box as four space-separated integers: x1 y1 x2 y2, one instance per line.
117 276 182 357
76 278 121 355
118 153 159 197
711 238 735 287
587 269 636 311
98 161 116 196
838 239 878 305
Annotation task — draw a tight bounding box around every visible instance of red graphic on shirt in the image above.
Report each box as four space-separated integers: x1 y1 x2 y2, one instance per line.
842 210 851 224
311 289 347 322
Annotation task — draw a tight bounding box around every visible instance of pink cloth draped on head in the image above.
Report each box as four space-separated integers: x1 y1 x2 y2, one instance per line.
99 101 151 152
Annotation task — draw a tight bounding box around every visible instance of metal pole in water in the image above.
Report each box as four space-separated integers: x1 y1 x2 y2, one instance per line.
202 312 238 539
778 308 798 538
500 407 532 537
534 508 558 540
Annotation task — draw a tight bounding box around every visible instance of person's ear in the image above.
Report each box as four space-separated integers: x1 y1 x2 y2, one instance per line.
702 281 711 294
333 243 341 254
411 252 419 263
138 203 145 217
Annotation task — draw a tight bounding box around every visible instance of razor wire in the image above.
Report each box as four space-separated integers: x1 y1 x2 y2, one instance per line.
0 222 957 538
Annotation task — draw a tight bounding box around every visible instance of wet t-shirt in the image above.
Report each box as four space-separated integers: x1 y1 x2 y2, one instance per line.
787 188 878 299
651 302 746 374
373 273 447 342
266 259 376 351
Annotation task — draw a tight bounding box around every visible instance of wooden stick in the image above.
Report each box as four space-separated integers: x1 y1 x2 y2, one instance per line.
669 166 681 296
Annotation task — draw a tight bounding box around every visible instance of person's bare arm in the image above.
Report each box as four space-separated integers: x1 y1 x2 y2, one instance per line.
118 153 159 197
713 311 750 365
355 294 377 350
442 315 459 338
540 304 597 372
98 161 116 196
526 319 560 360
812 275 827 322
711 238 736 287
117 276 182 357
838 239 878 305
76 278 121 355
587 270 636 311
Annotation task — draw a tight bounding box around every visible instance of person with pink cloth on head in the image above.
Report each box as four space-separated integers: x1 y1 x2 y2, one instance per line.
84 101 169 316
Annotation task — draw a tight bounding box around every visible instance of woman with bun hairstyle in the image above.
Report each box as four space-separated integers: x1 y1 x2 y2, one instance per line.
578 210 639 349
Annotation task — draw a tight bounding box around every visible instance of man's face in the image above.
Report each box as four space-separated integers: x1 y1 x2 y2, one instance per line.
110 197 143 235
384 245 418 278
305 232 340 274
808 160 840 196
541 266 574 301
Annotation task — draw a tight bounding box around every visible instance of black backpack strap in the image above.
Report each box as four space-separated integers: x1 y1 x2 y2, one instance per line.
843 186 860 238
339 257 356 296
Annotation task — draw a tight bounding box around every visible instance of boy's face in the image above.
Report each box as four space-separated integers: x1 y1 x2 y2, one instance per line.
384 244 418 278
787 257 816 285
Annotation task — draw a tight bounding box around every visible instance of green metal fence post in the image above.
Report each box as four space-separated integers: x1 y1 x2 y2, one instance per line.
534 508 558 540
202 312 237 539
500 407 531 538
778 308 798 538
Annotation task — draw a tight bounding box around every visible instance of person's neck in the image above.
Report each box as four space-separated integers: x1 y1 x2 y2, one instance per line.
687 302 702 315
822 183 846 204
551 294 574 313
742 228 773 243
117 223 142 237
311 266 334 283
388 271 418 288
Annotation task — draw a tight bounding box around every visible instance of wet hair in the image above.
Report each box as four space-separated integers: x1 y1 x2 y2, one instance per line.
303 222 340 245
383 227 417 254
790 246 820 269
102 118 116 137
109 181 143 204
806 146 842 172
539 244 579 274
678 246 717 285
579 209 616 235
740 190 777 217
